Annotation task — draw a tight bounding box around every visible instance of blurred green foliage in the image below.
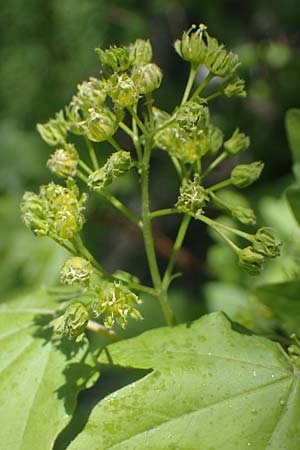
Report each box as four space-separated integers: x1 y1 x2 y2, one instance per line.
1 0 300 304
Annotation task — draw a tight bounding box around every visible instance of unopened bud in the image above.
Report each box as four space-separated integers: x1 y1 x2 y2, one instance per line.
207 126 224 154
88 150 132 190
132 63 162 94
206 42 240 77
174 24 208 65
96 45 132 76
175 99 209 131
64 102 86 135
74 77 107 110
232 206 256 225
37 111 67 146
224 76 246 98
85 107 118 142
92 282 142 329
176 178 209 217
239 246 265 276
108 73 139 108
231 161 264 188
61 257 93 287
52 302 89 341
47 143 79 178
224 129 250 156
253 227 281 258
129 39 152 65
20 192 49 237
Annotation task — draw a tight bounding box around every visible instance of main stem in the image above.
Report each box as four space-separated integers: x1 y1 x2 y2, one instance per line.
141 137 175 326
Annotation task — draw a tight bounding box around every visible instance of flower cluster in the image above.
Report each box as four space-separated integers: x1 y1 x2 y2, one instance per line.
21 23 282 344
21 180 87 241
176 177 209 218
92 282 142 329
174 24 240 77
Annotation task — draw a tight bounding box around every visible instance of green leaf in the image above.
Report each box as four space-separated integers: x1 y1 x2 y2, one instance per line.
68 312 300 450
255 280 300 335
285 108 300 181
286 184 300 225
0 288 98 450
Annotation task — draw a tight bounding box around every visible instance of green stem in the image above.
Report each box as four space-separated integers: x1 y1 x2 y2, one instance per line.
77 171 89 184
197 215 241 253
127 106 147 135
197 214 252 242
150 208 179 220
201 151 227 180
162 214 191 290
146 93 154 129
208 178 232 192
72 234 107 277
171 156 183 179
85 137 99 170
79 160 93 175
209 191 230 211
205 91 222 102
108 136 123 152
98 189 141 228
119 121 135 140
52 237 77 256
181 65 198 105
191 72 214 100
153 118 176 137
130 108 143 162
141 137 175 326
124 281 158 297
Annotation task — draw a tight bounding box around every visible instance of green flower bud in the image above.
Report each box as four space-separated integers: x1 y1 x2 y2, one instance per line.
206 46 240 78
176 177 209 217
223 76 246 98
85 107 118 142
52 302 89 341
64 102 86 136
47 143 79 178
88 150 132 191
129 39 152 65
108 73 139 108
231 161 264 188
74 77 107 111
253 227 281 258
207 125 224 154
155 122 199 164
27 181 87 241
45 181 87 240
96 45 132 76
232 206 256 225
37 111 67 146
175 99 209 131
61 257 93 287
92 282 142 329
20 192 49 236
224 128 250 156
239 246 265 276
174 24 208 66
132 63 162 94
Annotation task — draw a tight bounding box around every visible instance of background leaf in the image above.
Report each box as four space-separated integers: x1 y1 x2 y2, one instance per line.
255 280 300 336
0 288 98 450
286 108 300 182
286 184 300 225
68 312 300 450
